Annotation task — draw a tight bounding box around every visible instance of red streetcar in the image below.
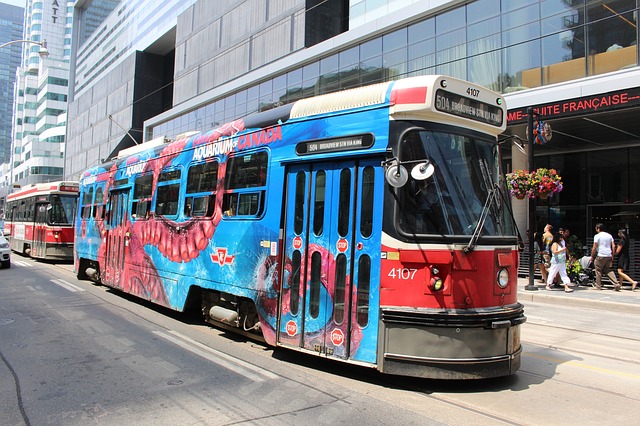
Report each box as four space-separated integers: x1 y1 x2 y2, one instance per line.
5 181 79 260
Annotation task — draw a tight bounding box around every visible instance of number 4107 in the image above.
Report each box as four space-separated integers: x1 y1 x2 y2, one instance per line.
388 268 418 280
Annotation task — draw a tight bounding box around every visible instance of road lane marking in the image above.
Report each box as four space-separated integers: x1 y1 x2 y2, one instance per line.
50 279 85 292
154 330 279 382
13 260 30 267
524 352 640 379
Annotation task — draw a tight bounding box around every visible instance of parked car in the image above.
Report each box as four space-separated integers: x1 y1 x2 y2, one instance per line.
0 233 10 268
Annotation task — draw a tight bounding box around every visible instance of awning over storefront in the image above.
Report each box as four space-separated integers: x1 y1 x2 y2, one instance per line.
503 68 640 153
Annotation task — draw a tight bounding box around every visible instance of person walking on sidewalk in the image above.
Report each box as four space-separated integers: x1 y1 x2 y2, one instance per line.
590 223 621 291
546 232 574 293
533 232 549 284
615 229 637 291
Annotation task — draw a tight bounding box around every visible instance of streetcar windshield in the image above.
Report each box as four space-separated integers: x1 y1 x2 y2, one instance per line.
397 128 515 238
49 195 77 225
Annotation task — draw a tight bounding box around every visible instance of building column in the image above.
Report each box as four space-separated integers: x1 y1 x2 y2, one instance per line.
511 145 529 240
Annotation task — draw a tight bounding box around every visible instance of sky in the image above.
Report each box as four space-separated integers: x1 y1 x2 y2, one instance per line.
1 0 26 8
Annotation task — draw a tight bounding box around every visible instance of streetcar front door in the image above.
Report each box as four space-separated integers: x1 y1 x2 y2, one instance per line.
32 203 48 258
103 189 130 288
278 160 381 363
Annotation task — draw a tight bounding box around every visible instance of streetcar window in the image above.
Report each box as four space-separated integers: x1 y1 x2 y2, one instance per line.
223 152 267 218
82 187 94 205
26 199 34 221
397 129 513 238
156 183 180 216
356 255 371 327
132 174 153 220
309 251 322 319
290 250 301 315
94 187 105 219
334 254 347 324
294 171 306 235
159 169 181 182
222 192 263 217
81 204 92 219
313 170 325 236
184 195 214 217
49 195 76 225
360 166 374 238
224 152 268 189
187 162 218 193
185 162 218 218
337 168 351 237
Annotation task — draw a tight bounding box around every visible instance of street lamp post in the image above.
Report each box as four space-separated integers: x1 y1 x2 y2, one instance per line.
0 39 49 58
525 107 538 291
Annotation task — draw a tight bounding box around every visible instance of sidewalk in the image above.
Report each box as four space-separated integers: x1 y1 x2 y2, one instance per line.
517 276 640 315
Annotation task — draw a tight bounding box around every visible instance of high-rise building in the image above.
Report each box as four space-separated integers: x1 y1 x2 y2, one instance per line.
0 2 24 192
11 0 72 188
65 0 640 251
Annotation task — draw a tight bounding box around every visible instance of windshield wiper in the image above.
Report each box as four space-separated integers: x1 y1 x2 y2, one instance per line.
464 158 500 253
464 184 498 252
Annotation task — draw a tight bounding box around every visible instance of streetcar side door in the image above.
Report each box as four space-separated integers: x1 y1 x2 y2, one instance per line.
278 160 381 363
103 189 130 288
32 203 48 258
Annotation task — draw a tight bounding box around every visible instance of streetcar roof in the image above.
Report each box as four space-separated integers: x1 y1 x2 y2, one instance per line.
6 181 80 201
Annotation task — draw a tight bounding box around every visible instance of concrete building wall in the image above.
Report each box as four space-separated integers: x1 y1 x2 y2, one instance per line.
173 0 305 106
66 54 137 180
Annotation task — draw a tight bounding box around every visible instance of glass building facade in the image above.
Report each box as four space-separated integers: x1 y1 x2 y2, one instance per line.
10 0 73 187
149 0 639 141
0 3 24 167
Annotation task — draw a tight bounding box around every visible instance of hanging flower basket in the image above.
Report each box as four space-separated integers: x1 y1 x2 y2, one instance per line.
505 169 531 199
505 168 563 199
530 168 563 198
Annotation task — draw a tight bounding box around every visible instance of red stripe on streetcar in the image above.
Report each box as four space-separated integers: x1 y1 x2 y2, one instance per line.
390 86 427 105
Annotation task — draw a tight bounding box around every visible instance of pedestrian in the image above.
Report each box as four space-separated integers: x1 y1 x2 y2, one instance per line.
590 223 621 291
542 224 553 269
552 227 568 286
546 232 573 293
615 229 637 291
533 232 548 284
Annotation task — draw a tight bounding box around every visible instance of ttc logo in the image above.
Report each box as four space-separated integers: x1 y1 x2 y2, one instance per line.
211 248 235 266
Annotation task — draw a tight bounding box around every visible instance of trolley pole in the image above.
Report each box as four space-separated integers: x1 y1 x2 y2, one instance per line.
525 107 538 291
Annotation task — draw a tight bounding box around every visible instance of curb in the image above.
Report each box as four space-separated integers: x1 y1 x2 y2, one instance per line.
517 288 640 315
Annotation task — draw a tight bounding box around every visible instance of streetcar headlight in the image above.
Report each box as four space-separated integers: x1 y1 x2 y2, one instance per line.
497 268 509 288
430 277 444 292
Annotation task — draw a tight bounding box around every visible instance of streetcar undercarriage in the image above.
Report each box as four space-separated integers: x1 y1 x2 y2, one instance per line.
201 290 264 341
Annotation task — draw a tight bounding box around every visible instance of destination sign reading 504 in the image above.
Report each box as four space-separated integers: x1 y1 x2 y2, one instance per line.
435 89 503 127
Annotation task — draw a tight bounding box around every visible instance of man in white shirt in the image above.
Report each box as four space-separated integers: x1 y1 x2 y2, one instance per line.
590 223 621 291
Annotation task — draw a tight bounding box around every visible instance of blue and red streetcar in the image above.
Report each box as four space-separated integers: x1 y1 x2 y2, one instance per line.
75 75 525 379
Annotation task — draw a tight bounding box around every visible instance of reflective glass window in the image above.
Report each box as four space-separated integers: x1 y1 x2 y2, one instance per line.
338 168 351 237
313 170 326 236
290 250 301 315
309 251 322 319
334 254 347 324
294 171 306 235
356 255 370 327
360 166 374 238
586 0 637 76
466 0 500 24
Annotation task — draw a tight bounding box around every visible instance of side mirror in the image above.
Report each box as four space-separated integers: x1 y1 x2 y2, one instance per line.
411 162 435 180
385 164 408 188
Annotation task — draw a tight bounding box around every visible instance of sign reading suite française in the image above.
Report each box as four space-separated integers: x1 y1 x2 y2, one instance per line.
507 87 640 125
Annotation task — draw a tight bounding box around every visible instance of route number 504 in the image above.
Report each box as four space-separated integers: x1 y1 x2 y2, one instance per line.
388 268 418 280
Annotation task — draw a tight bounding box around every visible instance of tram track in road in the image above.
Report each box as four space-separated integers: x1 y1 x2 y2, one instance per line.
523 309 640 365
48 275 528 424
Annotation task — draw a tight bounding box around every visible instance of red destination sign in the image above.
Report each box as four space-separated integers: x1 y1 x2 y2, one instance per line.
507 87 640 125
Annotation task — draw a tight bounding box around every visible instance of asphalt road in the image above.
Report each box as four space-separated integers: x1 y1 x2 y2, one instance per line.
1 256 639 425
